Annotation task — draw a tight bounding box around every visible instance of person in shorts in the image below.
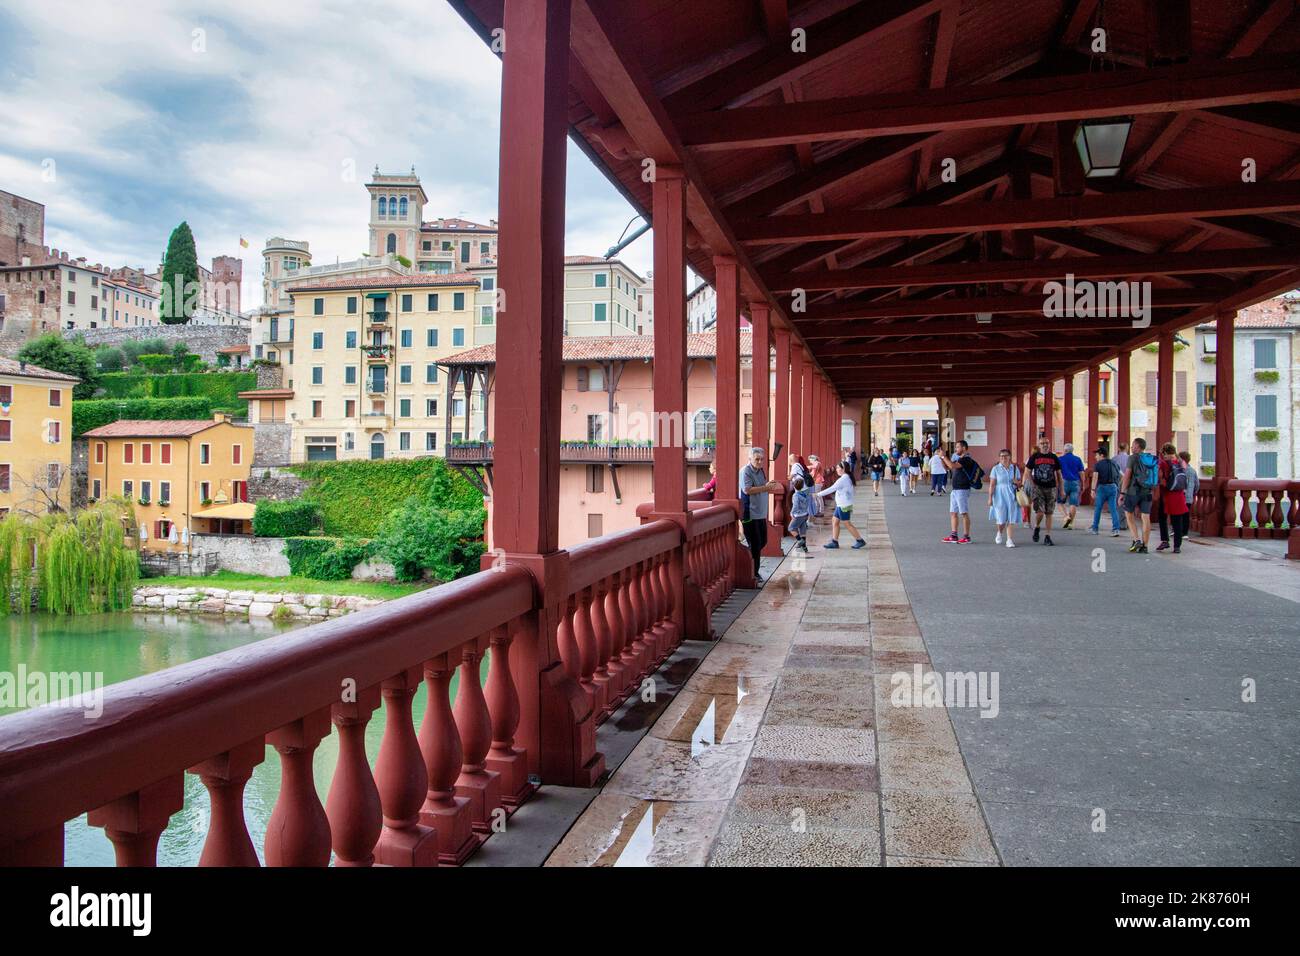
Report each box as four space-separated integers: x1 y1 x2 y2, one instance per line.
815 460 866 549
867 448 886 496
937 440 983 543
1058 442 1084 529
1025 436 1063 546
1120 437 1157 553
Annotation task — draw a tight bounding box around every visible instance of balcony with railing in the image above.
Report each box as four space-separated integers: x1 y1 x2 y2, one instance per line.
446 441 717 465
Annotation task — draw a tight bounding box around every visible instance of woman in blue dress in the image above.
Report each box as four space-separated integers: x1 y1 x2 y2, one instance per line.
987 448 1022 548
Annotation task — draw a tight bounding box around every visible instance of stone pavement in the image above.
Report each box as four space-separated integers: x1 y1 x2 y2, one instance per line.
545 495 1000 866
881 487 1300 865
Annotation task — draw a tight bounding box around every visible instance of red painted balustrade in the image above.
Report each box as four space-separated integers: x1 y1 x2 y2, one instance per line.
559 521 683 724
0 567 541 867
1191 478 1299 559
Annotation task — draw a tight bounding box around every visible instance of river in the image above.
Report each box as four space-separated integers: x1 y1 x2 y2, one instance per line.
0 610 482 866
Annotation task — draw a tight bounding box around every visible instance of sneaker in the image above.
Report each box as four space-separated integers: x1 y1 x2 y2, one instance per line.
823 541 840 549
958 536 971 544
1063 518 1073 530
1156 541 1169 551
995 531 1003 544
1128 541 1139 552
1032 527 1040 542
852 539 866 549
942 534 959 543
1138 544 1149 554
929 491 935 496
1005 538 1016 548
1089 528 1099 535
1111 530 1121 537
1043 535 1054 546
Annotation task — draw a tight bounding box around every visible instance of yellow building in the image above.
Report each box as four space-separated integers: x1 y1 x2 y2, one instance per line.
262 273 481 462
0 357 76 517
82 414 253 551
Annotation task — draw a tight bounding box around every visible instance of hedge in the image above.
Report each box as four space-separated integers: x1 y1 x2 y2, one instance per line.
288 458 484 537
252 500 322 538
73 396 214 436
97 370 257 414
283 537 373 579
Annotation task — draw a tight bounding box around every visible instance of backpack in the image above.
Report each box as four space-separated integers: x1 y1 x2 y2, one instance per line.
1166 458 1187 494
961 457 984 490
1132 452 1159 490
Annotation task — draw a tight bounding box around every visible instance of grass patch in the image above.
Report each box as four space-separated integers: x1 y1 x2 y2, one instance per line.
144 571 427 600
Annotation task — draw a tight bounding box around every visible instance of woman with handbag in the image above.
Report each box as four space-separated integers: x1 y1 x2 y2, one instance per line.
988 448 1025 549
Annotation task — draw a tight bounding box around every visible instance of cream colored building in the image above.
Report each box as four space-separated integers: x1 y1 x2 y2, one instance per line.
245 273 481 462
365 168 498 274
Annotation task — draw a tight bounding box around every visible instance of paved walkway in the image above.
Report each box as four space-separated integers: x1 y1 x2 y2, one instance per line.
546 498 999 866
882 486 1300 865
543 482 1300 866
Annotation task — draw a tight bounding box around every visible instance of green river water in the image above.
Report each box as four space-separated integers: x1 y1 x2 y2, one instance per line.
0 611 484 866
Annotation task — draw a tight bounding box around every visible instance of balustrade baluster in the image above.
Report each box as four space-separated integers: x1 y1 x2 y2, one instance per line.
557 593 580 680
659 550 680 650
1222 489 1239 536
265 710 332 867
485 624 532 807
190 737 265 866
604 572 629 706
590 578 617 716
1269 491 1285 532
621 564 647 682
638 557 660 668
453 638 502 833
573 586 603 715
87 776 184 867
648 552 671 659
326 687 383 867
374 668 438 866
1239 489 1253 535
418 657 477 865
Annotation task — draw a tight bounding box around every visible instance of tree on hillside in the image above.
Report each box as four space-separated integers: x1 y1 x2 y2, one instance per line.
159 221 200 324
16 334 98 399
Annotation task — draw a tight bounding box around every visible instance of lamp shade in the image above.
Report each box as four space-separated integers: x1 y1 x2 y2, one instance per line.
1074 118 1132 178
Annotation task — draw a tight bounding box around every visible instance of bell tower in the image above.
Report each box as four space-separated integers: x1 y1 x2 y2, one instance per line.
365 166 427 260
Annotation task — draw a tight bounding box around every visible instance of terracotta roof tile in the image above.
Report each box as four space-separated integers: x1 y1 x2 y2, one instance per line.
0 357 81 383
285 272 480 293
81 419 243 438
442 331 753 365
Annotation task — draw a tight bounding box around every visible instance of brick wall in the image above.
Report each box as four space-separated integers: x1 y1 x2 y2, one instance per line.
249 467 307 500
0 190 46 267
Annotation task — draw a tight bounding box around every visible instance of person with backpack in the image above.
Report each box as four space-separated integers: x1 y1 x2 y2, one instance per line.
1025 436 1064 546
937 440 984 544
986 448 1023 548
1179 450 1200 512
816 460 866 550
1156 442 1190 553
1088 447 1123 536
1120 437 1159 554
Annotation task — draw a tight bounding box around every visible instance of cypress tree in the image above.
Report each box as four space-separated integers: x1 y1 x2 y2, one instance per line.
159 221 200 324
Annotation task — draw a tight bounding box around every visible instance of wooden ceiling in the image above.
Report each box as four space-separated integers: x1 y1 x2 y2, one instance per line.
451 0 1300 398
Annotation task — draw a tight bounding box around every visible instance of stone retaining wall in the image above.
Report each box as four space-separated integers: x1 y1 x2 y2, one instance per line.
132 585 384 619
74 325 249 365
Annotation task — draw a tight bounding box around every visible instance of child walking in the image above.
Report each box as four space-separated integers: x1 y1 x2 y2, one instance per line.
789 476 812 553
818 460 867 550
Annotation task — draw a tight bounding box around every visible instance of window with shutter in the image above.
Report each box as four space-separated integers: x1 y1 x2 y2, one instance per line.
1175 371 1187 406
1254 338 1276 369
1200 433 1215 463
1073 374 1086 399
576 367 588 392
1175 431 1188 454
1144 371 1157 406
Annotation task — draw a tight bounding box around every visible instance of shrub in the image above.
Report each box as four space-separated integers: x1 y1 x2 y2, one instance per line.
1256 429 1279 442
137 353 176 373
1201 408 1216 421
16 334 98 398
94 346 126 372
121 338 173 365
284 537 373 579
96 370 255 415
288 457 483 537
1254 370 1280 384
73 396 214 436
374 498 486 582
253 499 322 538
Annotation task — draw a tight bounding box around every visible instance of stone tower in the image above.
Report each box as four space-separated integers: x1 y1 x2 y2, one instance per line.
366 166 428 260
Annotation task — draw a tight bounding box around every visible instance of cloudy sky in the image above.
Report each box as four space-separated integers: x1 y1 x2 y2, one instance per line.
0 0 656 310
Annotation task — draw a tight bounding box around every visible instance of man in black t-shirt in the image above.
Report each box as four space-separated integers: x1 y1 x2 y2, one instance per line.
937 440 983 543
1025 436 1063 545
867 449 887 496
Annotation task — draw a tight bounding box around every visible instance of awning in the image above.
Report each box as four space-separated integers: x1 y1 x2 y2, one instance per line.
365 292 389 299
192 502 256 520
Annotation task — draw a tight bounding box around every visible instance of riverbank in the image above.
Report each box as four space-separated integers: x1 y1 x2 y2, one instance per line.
144 571 425 599
133 573 427 619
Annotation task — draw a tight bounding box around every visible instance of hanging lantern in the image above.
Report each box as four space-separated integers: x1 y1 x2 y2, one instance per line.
1074 117 1133 178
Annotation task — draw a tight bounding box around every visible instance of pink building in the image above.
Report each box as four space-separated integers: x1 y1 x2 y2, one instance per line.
444 332 766 549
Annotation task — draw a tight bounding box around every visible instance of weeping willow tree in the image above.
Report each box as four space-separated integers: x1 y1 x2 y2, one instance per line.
0 499 138 614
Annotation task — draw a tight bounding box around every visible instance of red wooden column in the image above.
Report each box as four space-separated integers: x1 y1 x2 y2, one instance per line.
1019 392 1030 461
1062 374 1074 447
1117 351 1132 451
790 346 804 459
488 0 602 788
1215 310 1236 478
1028 385 1039 448
1085 365 1101 504
772 326 790 480
751 304 782 556
1004 396 1013 458
714 255 740 511
1157 329 1175 448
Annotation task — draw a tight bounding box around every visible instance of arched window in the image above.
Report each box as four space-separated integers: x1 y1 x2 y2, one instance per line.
378 196 387 218
388 196 398 218
693 408 717 443
370 433 385 460
399 196 408 218
386 233 397 254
